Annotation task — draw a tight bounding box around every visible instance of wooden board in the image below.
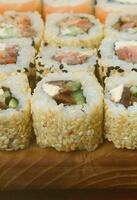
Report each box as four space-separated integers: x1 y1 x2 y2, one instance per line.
0 141 137 191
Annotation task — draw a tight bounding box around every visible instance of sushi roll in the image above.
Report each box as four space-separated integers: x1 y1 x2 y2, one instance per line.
95 0 137 23
0 38 36 88
0 0 42 14
105 13 137 38
105 71 137 149
98 37 137 81
44 13 103 48
43 0 95 19
0 11 44 48
0 72 32 151
36 44 97 80
32 71 103 152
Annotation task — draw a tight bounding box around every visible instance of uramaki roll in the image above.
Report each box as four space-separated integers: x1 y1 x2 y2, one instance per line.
95 0 137 23
98 37 137 80
43 0 95 19
0 72 32 151
0 38 36 89
105 71 137 149
0 0 42 14
44 13 103 48
0 11 44 48
36 44 97 80
105 13 137 38
32 71 103 152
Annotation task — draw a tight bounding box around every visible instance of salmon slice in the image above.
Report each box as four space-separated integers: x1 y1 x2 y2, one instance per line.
95 5 109 23
59 16 93 33
53 52 87 65
0 45 18 65
113 15 137 31
115 45 137 64
43 2 93 19
0 0 41 14
0 14 36 37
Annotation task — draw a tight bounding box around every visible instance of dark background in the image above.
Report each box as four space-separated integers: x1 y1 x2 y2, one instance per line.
0 190 137 200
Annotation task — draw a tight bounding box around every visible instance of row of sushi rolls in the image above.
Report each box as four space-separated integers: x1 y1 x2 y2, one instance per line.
1 0 137 152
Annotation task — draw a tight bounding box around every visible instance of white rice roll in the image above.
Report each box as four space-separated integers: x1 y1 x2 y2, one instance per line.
98 37 137 80
0 11 44 48
105 13 137 38
0 38 36 76
105 71 137 149
36 44 97 80
44 13 103 48
32 71 103 152
0 72 32 151
96 0 137 23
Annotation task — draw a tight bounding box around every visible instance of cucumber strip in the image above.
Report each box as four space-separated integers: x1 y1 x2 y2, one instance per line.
8 97 19 109
71 90 86 105
66 81 81 92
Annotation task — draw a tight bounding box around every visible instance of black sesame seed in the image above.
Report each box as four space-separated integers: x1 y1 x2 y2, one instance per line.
38 62 45 67
94 63 100 68
58 46 61 48
38 70 44 74
115 66 120 70
81 46 84 49
132 68 137 72
29 62 35 68
97 50 101 58
17 69 21 73
59 64 64 69
24 68 29 72
118 68 124 73
44 42 48 46
108 66 115 70
31 40 35 47
62 70 68 73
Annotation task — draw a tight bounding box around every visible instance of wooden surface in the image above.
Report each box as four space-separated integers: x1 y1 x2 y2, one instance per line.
1 190 137 200
0 141 137 190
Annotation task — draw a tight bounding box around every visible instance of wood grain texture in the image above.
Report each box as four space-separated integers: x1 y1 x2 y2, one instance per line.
0 141 137 190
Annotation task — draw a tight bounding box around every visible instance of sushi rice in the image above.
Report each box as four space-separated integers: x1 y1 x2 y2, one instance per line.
95 0 137 23
0 38 36 89
0 11 44 48
105 13 137 38
105 71 137 149
44 13 103 48
0 72 32 151
98 37 137 80
32 71 103 152
36 44 97 80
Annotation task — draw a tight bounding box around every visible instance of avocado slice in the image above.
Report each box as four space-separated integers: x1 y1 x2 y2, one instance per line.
71 90 86 105
66 81 81 92
8 97 19 109
0 26 20 38
65 25 85 36
130 86 137 97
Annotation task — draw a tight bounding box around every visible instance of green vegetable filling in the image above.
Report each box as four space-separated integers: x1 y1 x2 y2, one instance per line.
51 80 86 106
64 25 85 36
130 86 137 97
0 26 21 38
0 87 19 109
71 90 86 105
